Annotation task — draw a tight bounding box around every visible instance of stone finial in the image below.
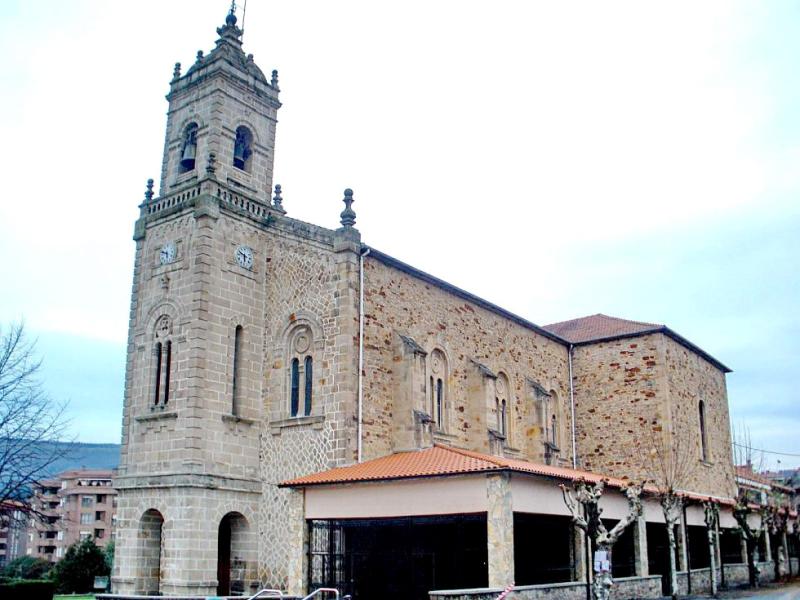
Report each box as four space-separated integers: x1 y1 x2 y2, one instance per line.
340 188 356 228
196 50 204 64
172 62 181 81
227 1 238 26
144 178 154 202
272 184 284 210
206 152 217 176
271 69 279 88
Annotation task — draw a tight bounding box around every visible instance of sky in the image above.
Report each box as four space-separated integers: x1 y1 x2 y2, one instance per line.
0 1 798 468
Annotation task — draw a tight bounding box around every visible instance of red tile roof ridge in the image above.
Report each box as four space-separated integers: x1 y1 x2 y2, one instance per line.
544 313 662 331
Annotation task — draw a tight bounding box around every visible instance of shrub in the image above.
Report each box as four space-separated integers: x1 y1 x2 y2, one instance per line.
50 537 109 593
2 555 53 579
0 578 55 600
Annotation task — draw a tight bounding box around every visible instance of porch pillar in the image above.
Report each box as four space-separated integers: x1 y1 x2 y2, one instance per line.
286 488 308 597
676 513 688 571
633 516 649 576
486 472 514 588
572 523 588 582
763 529 772 562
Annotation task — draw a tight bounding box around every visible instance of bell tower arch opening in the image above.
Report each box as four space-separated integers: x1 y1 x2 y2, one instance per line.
136 509 165 595
217 512 252 596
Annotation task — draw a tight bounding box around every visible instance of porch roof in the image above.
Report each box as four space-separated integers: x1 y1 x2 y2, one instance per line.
280 444 735 507
281 444 633 489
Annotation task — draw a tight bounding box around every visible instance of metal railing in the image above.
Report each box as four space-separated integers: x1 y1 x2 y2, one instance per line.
247 589 285 599
247 587 348 600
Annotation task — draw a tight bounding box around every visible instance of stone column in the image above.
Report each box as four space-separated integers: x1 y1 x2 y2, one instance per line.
572 523 588 582
676 515 688 571
633 516 649 576
763 529 772 562
285 488 308 597
486 472 514 588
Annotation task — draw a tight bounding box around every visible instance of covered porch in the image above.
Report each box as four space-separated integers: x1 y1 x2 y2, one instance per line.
282 444 740 600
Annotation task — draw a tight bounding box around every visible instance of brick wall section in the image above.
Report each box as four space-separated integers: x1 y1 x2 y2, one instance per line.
362 257 572 464
571 333 735 498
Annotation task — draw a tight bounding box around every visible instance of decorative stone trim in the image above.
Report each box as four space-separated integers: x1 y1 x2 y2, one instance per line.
135 411 178 423
270 414 325 435
222 414 256 426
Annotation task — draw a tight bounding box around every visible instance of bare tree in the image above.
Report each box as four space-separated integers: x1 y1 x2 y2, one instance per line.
763 494 791 582
640 424 700 599
702 500 720 597
561 479 643 600
0 321 72 517
732 499 765 588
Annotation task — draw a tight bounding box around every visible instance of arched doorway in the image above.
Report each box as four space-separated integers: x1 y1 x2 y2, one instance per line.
217 512 250 596
137 509 164 595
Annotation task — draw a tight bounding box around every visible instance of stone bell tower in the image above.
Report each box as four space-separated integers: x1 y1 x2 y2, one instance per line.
112 7 284 596
159 8 280 202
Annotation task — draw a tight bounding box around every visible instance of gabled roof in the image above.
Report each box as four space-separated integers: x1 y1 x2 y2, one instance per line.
543 313 731 373
281 444 633 489
543 313 662 344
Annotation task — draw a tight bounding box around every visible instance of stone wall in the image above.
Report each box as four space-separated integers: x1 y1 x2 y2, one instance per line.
116 189 361 595
362 254 572 464
663 335 736 498
571 333 667 482
429 575 663 600
571 333 734 498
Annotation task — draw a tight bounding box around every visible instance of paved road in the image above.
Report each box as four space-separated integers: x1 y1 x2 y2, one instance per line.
727 583 800 599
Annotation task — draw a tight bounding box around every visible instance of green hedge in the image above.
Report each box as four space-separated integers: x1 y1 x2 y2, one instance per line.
0 578 55 600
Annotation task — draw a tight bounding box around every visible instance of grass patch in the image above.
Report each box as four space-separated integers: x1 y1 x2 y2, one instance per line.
54 595 95 600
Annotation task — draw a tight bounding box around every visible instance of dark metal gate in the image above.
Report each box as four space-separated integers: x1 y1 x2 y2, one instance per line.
308 515 488 600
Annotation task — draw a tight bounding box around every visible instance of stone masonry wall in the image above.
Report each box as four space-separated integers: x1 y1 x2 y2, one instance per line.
572 333 734 498
663 335 736 498
429 575 663 600
571 333 667 482
362 256 571 463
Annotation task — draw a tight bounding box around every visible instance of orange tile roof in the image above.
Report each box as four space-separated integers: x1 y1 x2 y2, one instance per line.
281 445 737 505
735 465 793 492
543 313 731 373
543 314 662 344
282 444 633 489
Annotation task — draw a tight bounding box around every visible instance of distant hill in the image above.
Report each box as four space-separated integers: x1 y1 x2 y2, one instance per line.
36 441 121 477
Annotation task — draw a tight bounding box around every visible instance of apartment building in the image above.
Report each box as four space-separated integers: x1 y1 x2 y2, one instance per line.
27 470 117 561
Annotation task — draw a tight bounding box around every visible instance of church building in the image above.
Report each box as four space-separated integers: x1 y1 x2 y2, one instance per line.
112 9 741 599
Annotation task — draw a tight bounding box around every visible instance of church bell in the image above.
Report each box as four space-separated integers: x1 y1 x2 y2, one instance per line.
180 139 196 170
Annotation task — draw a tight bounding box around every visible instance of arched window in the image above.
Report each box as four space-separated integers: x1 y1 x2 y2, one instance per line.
231 325 243 416
551 413 558 447
287 324 314 417
152 316 174 406
233 126 253 171
178 122 198 173
304 355 313 416
699 400 709 462
153 342 162 405
428 349 448 431
495 373 510 440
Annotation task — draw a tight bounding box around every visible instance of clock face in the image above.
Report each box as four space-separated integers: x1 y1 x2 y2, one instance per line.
159 242 176 265
235 245 254 270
